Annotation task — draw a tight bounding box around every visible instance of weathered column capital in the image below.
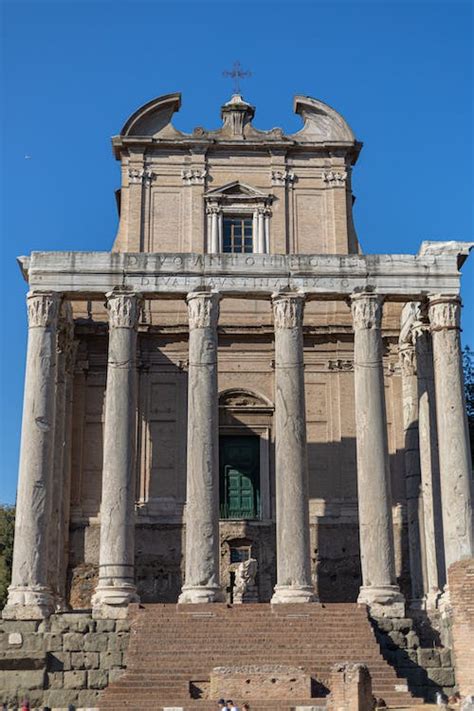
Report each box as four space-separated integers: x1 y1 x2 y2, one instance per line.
428 295 461 332
272 293 305 329
106 290 143 329
350 292 383 330
186 291 220 330
399 344 416 377
26 291 61 328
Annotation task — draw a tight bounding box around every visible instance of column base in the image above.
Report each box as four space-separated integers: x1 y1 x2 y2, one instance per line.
424 587 443 611
91 582 139 619
178 585 225 604
271 585 317 604
357 585 405 618
2 585 54 620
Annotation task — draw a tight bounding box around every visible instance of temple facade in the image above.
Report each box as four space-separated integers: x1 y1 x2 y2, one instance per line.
3 92 473 623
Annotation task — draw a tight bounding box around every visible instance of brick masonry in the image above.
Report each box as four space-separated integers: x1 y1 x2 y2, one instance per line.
448 557 474 698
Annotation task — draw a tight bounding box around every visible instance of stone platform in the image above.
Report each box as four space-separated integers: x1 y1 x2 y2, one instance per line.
98 603 424 710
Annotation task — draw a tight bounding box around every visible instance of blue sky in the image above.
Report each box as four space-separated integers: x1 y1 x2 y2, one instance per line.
1 0 472 504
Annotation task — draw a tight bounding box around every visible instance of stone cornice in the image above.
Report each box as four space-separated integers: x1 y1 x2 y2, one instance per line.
18 245 470 300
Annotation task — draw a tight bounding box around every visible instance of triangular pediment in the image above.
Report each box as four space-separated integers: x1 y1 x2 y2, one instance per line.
205 181 269 199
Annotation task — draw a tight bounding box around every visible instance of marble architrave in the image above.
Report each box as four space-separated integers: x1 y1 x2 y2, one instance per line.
18 242 472 299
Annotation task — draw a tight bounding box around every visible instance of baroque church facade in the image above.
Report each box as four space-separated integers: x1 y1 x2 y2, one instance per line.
3 91 473 624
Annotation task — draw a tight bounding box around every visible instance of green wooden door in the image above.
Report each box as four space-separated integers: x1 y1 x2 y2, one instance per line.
219 435 260 519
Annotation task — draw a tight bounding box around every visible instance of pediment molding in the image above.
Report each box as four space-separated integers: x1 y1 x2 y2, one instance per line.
219 388 274 411
204 181 273 206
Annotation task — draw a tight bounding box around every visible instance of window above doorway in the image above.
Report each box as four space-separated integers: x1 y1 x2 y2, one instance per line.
204 181 273 254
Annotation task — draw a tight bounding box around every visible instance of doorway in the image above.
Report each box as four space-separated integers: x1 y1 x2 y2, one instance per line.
219 435 260 519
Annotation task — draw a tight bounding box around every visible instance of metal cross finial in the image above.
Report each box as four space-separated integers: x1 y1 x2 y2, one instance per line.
223 61 252 95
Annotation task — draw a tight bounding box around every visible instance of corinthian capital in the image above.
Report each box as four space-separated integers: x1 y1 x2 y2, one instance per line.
187 292 220 329
399 344 416 377
106 290 143 329
350 293 383 330
428 295 461 332
272 293 305 329
27 291 61 328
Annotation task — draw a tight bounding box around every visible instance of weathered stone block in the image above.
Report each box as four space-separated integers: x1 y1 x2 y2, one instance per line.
44 632 64 651
47 650 72 671
63 631 85 651
71 651 100 669
210 665 311 700
388 630 406 648
53 612 95 633
46 670 64 689
375 618 393 633
426 667 455 686
405 630 420 648
108 634 129 652
115 619 130 633
7 632 23 646
76 688 102 706
63 669 87 689
439 648 452 667
44 688 80 706
418 648 441 667
0 620 40 634
84 631 109 652
327 662 374 711
100 651 123 669
96 619 116 633
0 668 45 690
109 667 127 683
88 668 109 689
392 618 413 633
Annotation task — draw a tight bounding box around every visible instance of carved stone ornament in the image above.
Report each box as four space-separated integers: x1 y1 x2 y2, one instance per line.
323 170 347 187
271 169 295 187
106 291 143 329
182 168 207 185
27 291 61 328
328 359 353 372
428 295 461 331
350 293 383 330
206 204 220 216
234 558 258 595
399 344 416 377
187 292 220 330
272 293 305 329
128 168 155 185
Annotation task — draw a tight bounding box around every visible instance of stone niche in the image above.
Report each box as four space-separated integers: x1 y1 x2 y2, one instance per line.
210 664 311 699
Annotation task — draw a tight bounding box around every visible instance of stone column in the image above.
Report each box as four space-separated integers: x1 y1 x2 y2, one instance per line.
48 303 74 610
3 291 61 619
92 290 143 618
271 293 315 604
256 208 266 254
412 307 445 606
208 206 219 254
399 321 425 606
179 292 224 603
351 293 404 617
428 295 473 573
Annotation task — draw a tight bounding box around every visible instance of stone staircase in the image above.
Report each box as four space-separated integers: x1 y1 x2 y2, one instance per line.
99 603 425 710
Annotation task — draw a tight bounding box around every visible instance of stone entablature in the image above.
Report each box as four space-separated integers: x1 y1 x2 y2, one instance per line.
18 241 470 298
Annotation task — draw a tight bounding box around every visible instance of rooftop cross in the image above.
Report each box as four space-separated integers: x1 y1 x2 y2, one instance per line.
223 60 252 95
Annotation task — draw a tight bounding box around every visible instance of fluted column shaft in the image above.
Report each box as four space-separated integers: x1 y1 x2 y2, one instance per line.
92 290 142 617
429 295 473 572
4 291 61 619
271 293 315 604
351 293 404 616
179 292 224 603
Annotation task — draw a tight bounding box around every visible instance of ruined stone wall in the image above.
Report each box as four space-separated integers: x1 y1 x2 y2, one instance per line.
0 613 129 708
